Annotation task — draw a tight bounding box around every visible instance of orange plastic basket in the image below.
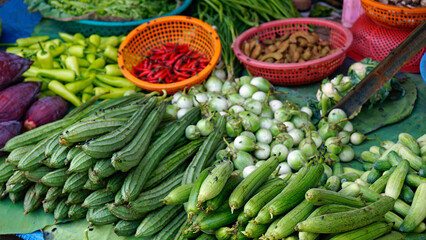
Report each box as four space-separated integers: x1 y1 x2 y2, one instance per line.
118 16 221 94
361 0 426 29
233 18 353 86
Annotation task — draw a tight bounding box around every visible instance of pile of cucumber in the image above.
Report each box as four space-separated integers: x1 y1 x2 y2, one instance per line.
0 73 425 240
162 133 426 240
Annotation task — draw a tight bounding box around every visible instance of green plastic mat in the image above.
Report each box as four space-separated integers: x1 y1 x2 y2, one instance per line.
0 18 424 240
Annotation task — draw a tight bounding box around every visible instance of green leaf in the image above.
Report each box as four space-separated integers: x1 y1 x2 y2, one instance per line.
0 199 55 234
351 77 417 134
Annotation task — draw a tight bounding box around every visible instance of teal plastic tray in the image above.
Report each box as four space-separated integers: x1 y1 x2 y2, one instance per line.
55 0 192 37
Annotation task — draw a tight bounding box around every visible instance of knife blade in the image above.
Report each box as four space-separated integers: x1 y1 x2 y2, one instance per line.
329 20 426 118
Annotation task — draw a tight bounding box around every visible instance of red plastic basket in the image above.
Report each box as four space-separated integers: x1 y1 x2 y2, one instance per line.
233 18 353 86
347 14 425 73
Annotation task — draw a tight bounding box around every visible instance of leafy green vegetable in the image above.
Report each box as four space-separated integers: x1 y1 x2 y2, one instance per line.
309 4 334 18
25 0 180 21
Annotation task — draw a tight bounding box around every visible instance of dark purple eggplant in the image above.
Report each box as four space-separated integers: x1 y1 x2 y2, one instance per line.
0 82 41 122
0 121 22 149
24 96 69 130
0 51 33 91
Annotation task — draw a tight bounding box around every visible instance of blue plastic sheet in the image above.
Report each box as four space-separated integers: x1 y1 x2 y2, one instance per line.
16 231 44 240
0 0 42 43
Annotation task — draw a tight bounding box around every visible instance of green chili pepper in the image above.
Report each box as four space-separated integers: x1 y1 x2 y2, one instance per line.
73 33 87 46
93 79 113 88
104 64 122 76
100 36 119 48
103 45 118 61
48 80 81 107
22 67 39 78
16 36 49 47
82 85 94 103
65 56 80 76
95 74 135 88
86 54 96 64
94 87 136 99
88 58 106 71
50 44 66 57
53 61 61 69
59 32 74 43
24 77 48 90
77 58 90 67
68 45 85 58
36 43 53 69
65 72 95 93
6 47 37 55
89 34 101 47
30 66 76 82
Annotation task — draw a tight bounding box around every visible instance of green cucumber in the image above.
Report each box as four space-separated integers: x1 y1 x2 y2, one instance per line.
60 118 128 144
34 183 49 199
400 182 426 232
361 151 380 163
182 115 226 185
255 164 323 225
384 211 426 233
363 162 374 171
243 222 268 238
367 168 382 184
49 145 69 168
120 107 200 202
66 189 91 205
105 174 126 193
205 171 243 212
54 199 69 222
399 184 415 203
399 133 420 156
153 211 186 240
106 203 146 221
195 234 216 240
332 162 344 176
187 167 212 219
135 204 183 237
375 160 393 171
324 175 340 191
23 185 43 215
111 102 166 172
8 189 26 203
162 183 194 205
81 98 157 159
63 172 88 193
6 145 35 166
43 198 61 213
40 168 68 187
44 132 61 158
243 176 287 218
68 151 96 173
229 156 279 212
215 226 233 240
45 187 66 201
144 138 204 189
6 170 26 185
305 188 366 207
265 200 315 239
66 147 81 163
337 172 359 183
82 189 114 208
129 173 183 214
397 145 424 171
295 196 395 233
197 206 242 232
237 210 251 225
87 205 119 226
385 160 409 199
68 204 88 220
369 166 397 193
298 204 357 240
198 160 234 204
405 174 426 188
83 178 106 191
329 222 392 240
114 220 141 237
24 166 52 182
0 158 16 182
93 159 116 179
17 132 57 171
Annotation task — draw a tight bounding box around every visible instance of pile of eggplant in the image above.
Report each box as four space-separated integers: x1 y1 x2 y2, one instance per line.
0 51 68 149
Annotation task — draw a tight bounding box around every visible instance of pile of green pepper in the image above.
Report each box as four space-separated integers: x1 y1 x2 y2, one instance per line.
6 33 138 107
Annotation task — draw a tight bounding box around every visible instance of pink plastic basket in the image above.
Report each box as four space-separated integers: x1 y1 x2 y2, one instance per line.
233 18 353 86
